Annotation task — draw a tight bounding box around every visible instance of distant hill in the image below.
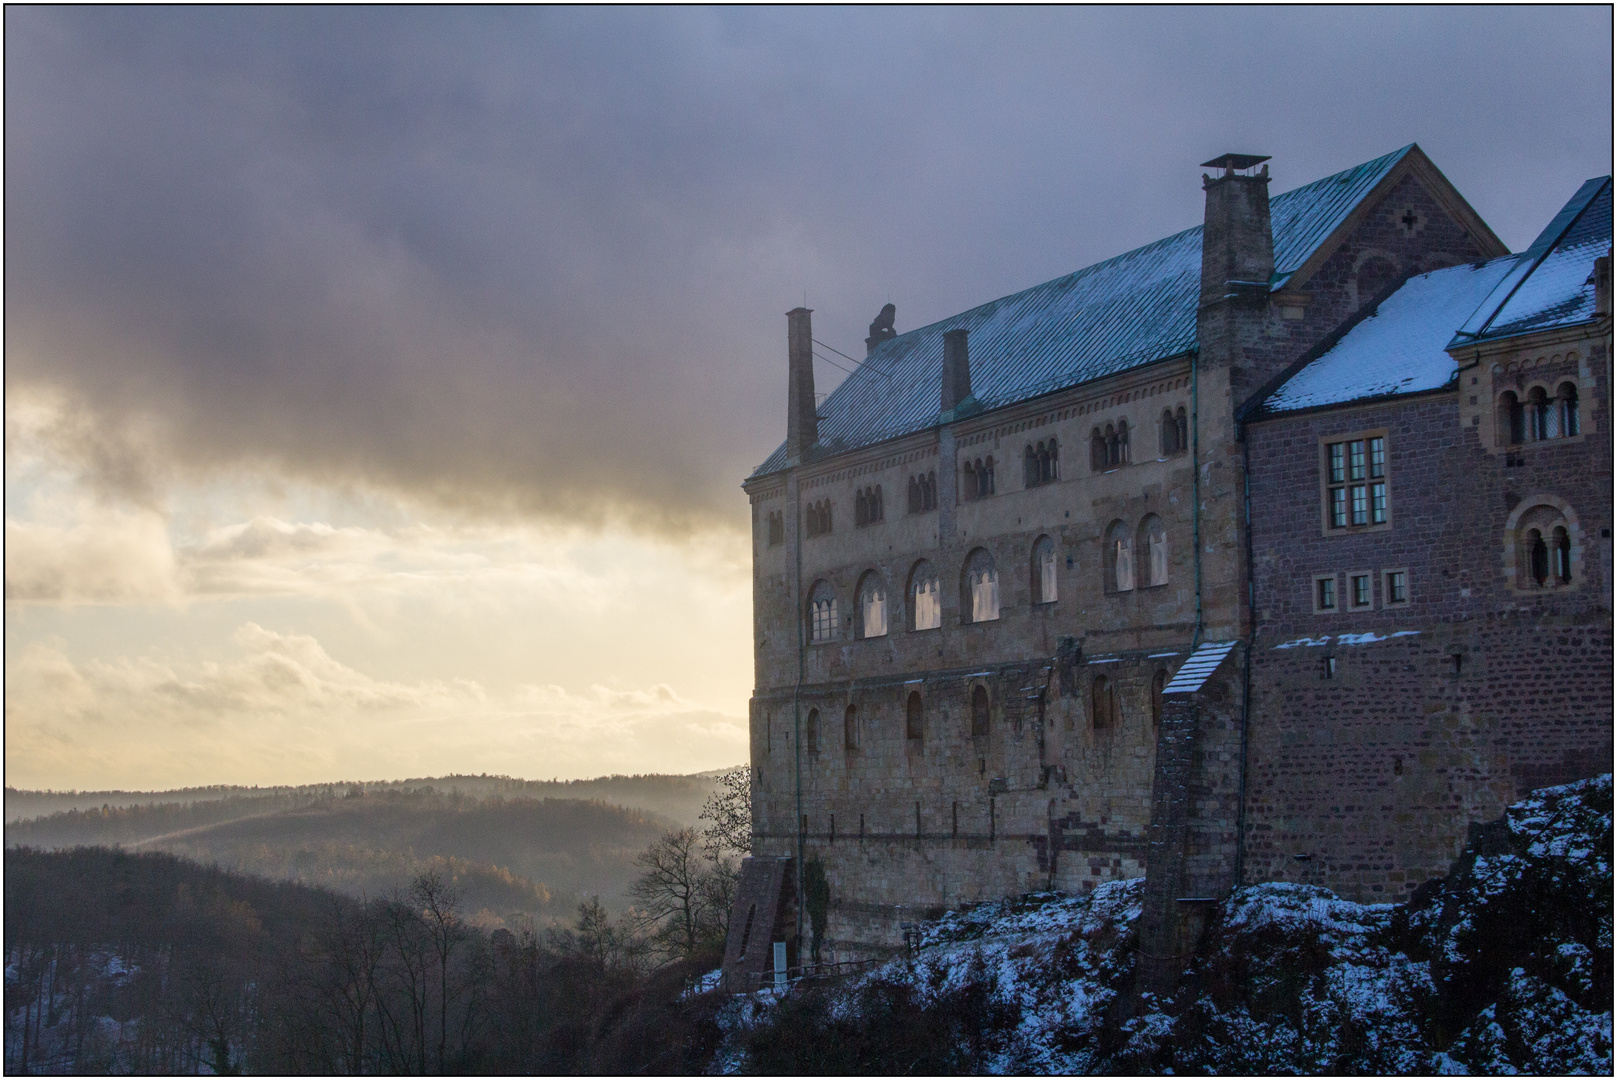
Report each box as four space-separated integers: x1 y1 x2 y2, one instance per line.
5 786 716 926
5 769 732 825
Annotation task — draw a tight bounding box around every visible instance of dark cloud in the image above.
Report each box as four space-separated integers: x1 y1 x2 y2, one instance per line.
7 7 1610 529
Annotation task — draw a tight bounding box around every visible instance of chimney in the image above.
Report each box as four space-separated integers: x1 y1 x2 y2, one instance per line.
786 307 817 460
1199 153 1274 310
1593 254 1612 319
941 328 972 414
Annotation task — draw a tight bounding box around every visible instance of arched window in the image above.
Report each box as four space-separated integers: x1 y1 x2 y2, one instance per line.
1160 409 1179 456
1151 669 1168 726
844 704 859 753
855 488 869 526
808 581 839 643
1105 424 1119 466
1024 439 1057 486
970 685 990 737
977 456 996 498
1498 391 1524 446
1106 520 1134 592
1117 419 1130 464
906 691 924 742
962 548 1000 623
1512 503 1577 591
806 499 835 537
924 471 937 510
806 709 820 755
1557 383 1580 437
1528 386 1551 441
1091 675 1118 729
909 559 941 631
1032 535 1058 604
856 572 888 639
1139 515 1168 587
908 476 921 514
1091 428 1107 472
1176 407 1188 455
766 510 784 546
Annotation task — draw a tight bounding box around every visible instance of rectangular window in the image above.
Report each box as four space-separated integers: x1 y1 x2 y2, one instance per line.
1322 656 1337 679
1324 432 1391 531
1350 573 1372 609
1314 574 1338 613
1384 569 1409 606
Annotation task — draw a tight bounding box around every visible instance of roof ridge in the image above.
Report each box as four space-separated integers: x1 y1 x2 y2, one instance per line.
869 147 1419 359
1451 176 1611 345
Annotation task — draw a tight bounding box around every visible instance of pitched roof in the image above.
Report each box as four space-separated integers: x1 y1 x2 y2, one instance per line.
1451 176 1611 346
749 146 1417 479
1255 256 1519 416
1256 176 1612 418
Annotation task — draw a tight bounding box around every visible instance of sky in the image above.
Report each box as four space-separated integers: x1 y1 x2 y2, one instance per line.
5 6 1611 791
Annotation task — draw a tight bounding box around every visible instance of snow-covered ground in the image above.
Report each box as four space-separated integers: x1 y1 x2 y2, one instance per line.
715 775 1613 1074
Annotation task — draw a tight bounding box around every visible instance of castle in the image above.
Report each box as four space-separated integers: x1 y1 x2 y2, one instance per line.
723 145 1612 987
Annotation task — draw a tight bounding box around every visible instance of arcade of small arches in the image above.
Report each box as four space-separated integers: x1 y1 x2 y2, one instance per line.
854 485 885 527
1090 419 1131 470
1497 381 1580 446
804 513 1173 643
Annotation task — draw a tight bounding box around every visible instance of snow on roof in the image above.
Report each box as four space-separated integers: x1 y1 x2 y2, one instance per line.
1453 177 1611 345
1161 640 1237 695
749 147 1415 479
1257 257 1518 415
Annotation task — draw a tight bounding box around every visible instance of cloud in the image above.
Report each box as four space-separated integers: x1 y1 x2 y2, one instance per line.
4 626 745 790
5 505 179 604
6 7 1608 534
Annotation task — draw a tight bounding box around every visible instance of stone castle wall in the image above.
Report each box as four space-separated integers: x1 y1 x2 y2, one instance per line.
739 156 1594 958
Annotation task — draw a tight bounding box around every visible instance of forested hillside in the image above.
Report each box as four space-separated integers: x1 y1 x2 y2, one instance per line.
6 770 726 825
8 791 676 925
4 847 728 1073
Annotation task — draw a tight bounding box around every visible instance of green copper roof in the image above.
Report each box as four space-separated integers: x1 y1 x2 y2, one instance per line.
751 146 1415 479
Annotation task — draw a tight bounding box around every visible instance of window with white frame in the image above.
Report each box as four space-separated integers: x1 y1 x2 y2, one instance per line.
1106 520 1134 592
857 573 888 639
808 581 839 643
909 560 941 631
1139 514 1168 587
963 548 1000 623
1032 535 1058 604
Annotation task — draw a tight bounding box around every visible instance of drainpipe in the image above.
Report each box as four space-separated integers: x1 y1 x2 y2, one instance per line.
792 487 807 964
1190 349 1204 650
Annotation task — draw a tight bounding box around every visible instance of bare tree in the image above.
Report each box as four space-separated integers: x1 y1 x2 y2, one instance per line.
699 767 754 860
411 871 468 1074
629 828 713 958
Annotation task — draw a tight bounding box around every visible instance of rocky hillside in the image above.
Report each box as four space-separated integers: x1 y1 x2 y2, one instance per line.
715 775 1612 1074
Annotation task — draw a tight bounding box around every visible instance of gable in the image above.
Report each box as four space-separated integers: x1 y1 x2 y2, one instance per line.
1274 145 1508 297
749 146 1496 480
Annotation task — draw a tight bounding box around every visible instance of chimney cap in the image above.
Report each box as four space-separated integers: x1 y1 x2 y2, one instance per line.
1201 153 1270 171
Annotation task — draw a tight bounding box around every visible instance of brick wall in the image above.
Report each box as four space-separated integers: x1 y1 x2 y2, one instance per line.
1243 327 1613 901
